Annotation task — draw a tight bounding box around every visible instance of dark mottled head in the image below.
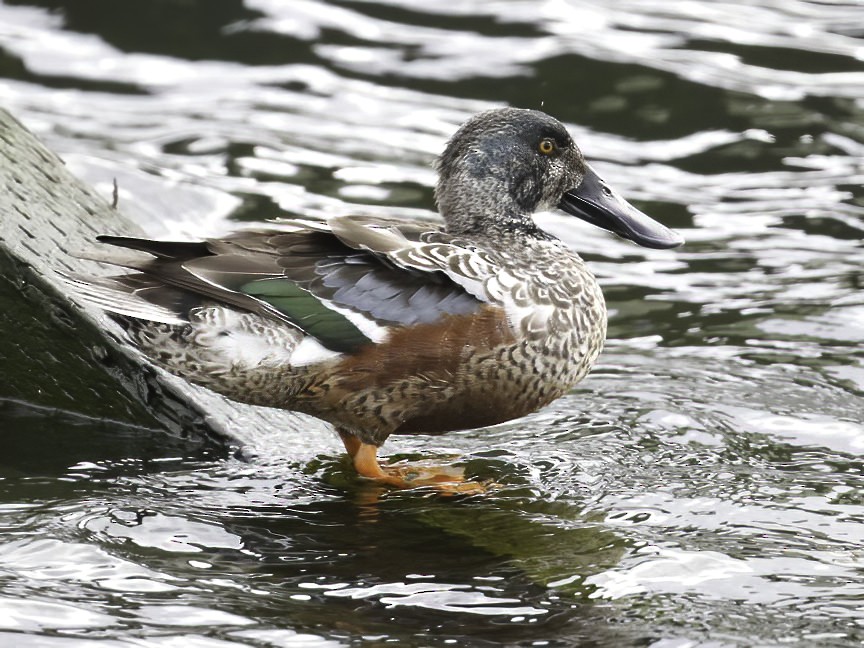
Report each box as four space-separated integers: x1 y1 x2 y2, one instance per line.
435 107 683 249
435 108 580 236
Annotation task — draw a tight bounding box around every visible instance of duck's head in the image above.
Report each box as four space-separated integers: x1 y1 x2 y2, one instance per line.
435 107 683 249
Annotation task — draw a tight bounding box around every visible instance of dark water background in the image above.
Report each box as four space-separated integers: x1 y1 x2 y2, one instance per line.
1 1 863 646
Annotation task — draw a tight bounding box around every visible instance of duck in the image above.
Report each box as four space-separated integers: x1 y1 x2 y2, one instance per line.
71 107 683 490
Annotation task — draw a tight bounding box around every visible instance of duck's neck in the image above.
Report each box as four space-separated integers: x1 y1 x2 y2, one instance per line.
441 202 556 241
437 184 552 239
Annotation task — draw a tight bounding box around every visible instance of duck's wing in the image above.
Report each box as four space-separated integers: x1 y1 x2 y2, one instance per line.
326 217 557 339
77 217 492 354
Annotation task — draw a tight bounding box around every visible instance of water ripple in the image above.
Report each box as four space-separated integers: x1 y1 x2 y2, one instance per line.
1 0 863 646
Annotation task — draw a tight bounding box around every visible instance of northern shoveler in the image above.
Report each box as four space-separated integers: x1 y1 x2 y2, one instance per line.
72 108 682 489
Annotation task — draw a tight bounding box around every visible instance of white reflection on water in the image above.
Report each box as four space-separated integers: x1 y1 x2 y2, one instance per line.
0 596 117 632
0 538 180 593
1 0 863 645
132 604 256 627
325 580 548 616
81 511 245 553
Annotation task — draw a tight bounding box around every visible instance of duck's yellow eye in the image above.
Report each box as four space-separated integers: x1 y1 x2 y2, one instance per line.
538 138 557 155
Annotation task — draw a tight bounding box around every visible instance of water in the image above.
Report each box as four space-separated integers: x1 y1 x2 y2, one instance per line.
1 0 863 645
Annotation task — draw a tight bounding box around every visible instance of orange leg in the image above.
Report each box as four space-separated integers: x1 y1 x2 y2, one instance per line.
353 443 412 488
338 429 362 458
338 429 408 487
337 429 488 493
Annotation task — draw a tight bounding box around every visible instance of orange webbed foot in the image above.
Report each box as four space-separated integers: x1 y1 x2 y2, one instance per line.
340 432 490 495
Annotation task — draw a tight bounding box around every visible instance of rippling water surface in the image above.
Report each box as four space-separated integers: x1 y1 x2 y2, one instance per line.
1 1 863 646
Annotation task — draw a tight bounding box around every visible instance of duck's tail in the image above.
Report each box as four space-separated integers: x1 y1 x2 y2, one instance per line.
61 272 192 325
